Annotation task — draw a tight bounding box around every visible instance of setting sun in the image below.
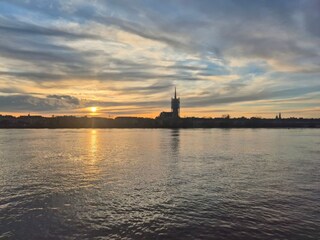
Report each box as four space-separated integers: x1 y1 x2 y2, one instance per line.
90 107 97 113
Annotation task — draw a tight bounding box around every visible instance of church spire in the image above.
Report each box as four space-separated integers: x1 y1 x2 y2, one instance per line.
171 86 180 118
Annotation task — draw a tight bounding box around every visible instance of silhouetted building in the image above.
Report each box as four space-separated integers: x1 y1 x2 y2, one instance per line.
171 87 180 118
157 87 180 120
275 112 282 120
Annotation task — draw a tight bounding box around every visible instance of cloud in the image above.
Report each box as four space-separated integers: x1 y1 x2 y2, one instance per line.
0 0 319 117
0 17 99 39
47 94 80 105
0 94 80 112
184 85 320 107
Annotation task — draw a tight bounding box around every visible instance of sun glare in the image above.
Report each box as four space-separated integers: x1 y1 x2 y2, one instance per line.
90 107 97 113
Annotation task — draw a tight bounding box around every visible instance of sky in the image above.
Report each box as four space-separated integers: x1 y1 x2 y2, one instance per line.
0 0 319 118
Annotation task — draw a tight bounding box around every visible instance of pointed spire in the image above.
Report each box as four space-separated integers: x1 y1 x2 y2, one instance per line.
174 86 177 99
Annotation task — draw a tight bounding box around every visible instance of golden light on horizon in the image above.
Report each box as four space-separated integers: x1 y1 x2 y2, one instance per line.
90 107 97 113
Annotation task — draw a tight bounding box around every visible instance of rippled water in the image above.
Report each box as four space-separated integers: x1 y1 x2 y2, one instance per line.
0 129 319 239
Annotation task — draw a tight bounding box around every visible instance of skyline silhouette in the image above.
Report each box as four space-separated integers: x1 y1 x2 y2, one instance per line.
1 88 320 128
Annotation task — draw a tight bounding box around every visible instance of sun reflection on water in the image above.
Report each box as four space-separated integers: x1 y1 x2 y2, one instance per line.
89 129 97 163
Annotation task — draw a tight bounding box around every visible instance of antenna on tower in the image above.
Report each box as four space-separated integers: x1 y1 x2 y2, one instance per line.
174 86 177 99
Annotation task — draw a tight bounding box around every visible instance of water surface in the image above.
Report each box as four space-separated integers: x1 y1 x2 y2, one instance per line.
0 129 319 239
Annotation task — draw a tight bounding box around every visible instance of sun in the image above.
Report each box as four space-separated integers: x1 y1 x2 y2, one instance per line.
90 107 97 113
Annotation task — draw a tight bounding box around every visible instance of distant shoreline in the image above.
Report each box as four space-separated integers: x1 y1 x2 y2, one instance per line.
1 127 320 129
1 115 320 128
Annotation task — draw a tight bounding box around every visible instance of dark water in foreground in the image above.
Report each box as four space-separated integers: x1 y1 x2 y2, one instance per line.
0 129 319 239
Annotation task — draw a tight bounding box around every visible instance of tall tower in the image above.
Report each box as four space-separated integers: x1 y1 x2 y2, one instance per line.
171 87 180 118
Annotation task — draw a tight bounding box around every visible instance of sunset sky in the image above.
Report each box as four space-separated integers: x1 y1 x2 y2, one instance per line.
0 0 319 118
